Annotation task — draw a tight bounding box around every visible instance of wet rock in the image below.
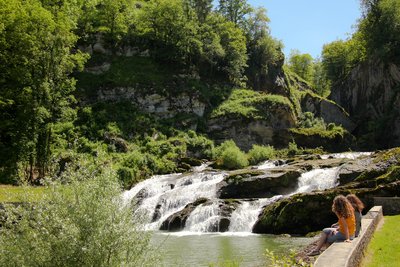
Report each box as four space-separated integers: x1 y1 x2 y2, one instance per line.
252 148 400 235
217 169 301 199
160 198 208 231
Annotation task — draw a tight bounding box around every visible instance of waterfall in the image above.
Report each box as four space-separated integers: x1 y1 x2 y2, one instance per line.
320 152 372 160
122 152 364 234
123 172 226 230
294 167 340 194
228 196 283 232
184 201 220 232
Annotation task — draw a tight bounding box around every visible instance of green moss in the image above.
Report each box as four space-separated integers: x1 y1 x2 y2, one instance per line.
290 125 346 139
376 166 400 184
374 147 400 163
210 89 294 120
225 170 264 184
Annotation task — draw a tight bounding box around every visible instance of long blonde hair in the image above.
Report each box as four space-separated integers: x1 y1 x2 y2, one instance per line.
332 195 354 218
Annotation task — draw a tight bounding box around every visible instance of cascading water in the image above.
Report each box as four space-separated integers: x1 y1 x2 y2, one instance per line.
228 195 283 232
123 171 226 230
184 201 220 232
320 152 372 160
122 153 364 234
294 167 340 194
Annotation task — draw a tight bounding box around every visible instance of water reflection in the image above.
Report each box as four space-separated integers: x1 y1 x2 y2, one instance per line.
152 232 312 267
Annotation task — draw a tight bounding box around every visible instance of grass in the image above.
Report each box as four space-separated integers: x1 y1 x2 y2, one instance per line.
0 185 46 202
210 89 294 120
362 215 400 267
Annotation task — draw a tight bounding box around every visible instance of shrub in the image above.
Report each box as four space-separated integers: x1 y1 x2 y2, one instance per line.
287 141 301 157
247 145 276 165
0 168 159 267
213 140 249 170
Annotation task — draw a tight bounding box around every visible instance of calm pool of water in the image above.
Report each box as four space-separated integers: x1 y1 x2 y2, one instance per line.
151 232 313 267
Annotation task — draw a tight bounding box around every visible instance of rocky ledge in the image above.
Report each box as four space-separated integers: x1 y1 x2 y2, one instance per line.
253 148 400 235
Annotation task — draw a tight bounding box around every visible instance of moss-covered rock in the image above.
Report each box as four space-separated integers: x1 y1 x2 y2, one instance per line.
252 148 400 235
217 169 301 199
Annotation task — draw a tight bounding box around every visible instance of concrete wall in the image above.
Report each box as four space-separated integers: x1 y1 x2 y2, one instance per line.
314 206 383 267
374 197 400 215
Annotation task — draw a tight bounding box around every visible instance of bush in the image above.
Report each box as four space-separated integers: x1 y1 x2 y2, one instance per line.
287 141 301 157
213 140 249 170
0 168 159 266
247 145 276 165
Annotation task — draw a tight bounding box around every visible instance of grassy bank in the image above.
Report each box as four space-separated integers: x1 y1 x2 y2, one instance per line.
0 185 45 202
362 215 400 267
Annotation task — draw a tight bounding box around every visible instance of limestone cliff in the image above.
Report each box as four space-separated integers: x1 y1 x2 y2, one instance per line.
329 59 400 148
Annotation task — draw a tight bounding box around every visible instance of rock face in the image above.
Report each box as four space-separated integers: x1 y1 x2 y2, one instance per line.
330 59 400 147
207 104 296 150
301 93 356 132
253 148 400 235
97 88 206 119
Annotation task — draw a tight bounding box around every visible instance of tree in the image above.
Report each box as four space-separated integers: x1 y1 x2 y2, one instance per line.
0 0 86 182
244 7 283 90
358 0 400 61
137 0 201 65
218 0 253 27
96 0 137 53
185 0 213 23
287 50 314 82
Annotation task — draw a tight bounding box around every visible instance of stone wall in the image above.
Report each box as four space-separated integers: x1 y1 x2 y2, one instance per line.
314 206 383 267
374 197 400 215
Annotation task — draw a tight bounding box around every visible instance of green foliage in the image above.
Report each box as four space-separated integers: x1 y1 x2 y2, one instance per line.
247 145 276 165
213 140 249 169
211 89 294 120
287 50 314 82
298 112 326 129
321 39 362 82
264 249 310 267
287 141 301 157
245 7 284 90
358 0 400 62
182 130 214 159
0 168 159 266
0 0 87 181
217 0 253 27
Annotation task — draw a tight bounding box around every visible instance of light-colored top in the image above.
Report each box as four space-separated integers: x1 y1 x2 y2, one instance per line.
338 212 355 237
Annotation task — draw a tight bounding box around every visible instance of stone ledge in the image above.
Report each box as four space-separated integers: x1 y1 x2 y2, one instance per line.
314 206 383 267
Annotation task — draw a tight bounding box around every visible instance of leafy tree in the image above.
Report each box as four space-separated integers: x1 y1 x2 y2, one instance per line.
218 0 253 27
137 0 201 65
358 0 400 61
0 0 86 182
244 7 284 90
96 0 137 53
312 58 330 97
287 50 314 82
209 13 248 85
185 0 213 23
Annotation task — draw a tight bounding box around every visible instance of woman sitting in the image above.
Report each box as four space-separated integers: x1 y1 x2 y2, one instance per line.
308 195 356 256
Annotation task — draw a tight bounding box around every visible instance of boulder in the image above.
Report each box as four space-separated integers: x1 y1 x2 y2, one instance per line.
159 198 208 231
217 168 301 199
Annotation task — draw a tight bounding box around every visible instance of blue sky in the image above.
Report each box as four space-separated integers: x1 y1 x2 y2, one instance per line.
247 0 362 59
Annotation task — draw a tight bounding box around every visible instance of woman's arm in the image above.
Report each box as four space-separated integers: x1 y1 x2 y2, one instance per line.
339 216 351 242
